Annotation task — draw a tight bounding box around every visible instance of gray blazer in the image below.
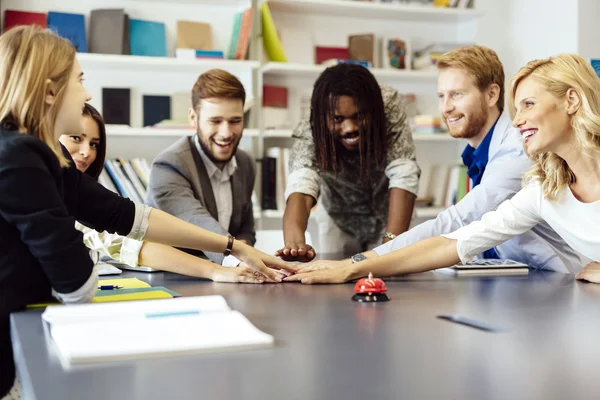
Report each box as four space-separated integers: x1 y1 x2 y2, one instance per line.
145 135 256 264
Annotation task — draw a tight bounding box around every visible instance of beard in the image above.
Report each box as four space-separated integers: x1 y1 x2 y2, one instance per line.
196 121 240 166
445 99 489 140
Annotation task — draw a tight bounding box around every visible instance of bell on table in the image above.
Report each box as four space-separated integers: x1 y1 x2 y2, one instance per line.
352 272 390 302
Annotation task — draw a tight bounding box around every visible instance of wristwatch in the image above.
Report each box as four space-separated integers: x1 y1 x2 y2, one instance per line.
351 253 368 263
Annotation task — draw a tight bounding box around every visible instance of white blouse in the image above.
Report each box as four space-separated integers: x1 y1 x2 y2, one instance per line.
443 182 600 271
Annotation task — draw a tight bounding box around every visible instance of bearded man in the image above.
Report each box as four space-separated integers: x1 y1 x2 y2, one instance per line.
146 69 255 266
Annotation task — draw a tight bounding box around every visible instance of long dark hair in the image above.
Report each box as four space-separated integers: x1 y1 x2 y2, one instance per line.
310 64 386 181
82 103 107 180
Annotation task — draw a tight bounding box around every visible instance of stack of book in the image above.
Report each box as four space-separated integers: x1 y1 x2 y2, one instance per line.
101 158 151 203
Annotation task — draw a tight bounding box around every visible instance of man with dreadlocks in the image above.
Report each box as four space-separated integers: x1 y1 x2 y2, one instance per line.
275 64 420 262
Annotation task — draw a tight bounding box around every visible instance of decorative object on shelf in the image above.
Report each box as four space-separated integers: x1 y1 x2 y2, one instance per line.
348 33 375 66
89 9 130 55
381 37 409 70
175 49 225 60
261 2 287 62
3 9 46 33
102 88 131 126
129 19 167 57
590 59 600 78
176 20 212 51
47 11 87 52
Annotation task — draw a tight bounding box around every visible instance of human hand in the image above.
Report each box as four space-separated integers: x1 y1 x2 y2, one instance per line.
211 264 265 284
575 262 600 283
283 266 355 284
295 259 349 274
235 242 299 282
274 243 316 262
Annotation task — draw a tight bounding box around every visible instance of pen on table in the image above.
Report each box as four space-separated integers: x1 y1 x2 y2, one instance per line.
97 285 124 290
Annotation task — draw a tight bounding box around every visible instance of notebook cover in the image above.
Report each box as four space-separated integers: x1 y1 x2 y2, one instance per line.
129 19 167 57
102 88 131 125
47 11 87 53
90 9 128 54
143 95 171 127
4 10 47 32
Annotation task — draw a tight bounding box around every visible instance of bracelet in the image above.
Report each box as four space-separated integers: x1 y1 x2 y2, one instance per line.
224 235 235 257
383 231 397 240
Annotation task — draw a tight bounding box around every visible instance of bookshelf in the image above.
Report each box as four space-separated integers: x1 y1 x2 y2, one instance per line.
1 0 483 242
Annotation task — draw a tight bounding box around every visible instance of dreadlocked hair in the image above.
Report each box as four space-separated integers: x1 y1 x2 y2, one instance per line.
310 64 386 182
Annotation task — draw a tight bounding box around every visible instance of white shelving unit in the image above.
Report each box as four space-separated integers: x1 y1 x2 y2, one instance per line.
2 0 481 238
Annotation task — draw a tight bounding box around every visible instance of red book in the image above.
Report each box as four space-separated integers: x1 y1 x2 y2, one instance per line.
263 85 288 108
4 10 47 32
315 46 349 65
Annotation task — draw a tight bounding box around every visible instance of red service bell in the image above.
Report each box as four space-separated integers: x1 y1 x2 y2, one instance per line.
352 273 390 302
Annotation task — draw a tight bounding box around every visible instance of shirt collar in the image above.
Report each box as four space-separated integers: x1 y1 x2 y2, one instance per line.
194 135 238 180
461 116 499 185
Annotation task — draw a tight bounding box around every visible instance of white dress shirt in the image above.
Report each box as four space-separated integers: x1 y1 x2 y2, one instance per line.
374 112 582 272
195 137 240 267
443 182 600 269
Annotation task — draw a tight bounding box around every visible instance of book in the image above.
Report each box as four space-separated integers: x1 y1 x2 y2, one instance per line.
47 11 87 52
176 20 212 50
452 259 529 269
89 9 130 55
102 88 131 125
143 95 171 127
129 19 167 57
348 33 375 66
42 296 274 367
4 10 47 32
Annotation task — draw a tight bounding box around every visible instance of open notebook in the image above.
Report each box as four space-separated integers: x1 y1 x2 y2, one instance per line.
42 296 274 367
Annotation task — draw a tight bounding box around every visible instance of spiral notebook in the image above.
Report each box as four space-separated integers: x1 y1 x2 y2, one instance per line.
42 296 274 367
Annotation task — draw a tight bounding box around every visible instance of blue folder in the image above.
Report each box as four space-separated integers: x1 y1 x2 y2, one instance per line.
47 11 87 53
129 19 167 57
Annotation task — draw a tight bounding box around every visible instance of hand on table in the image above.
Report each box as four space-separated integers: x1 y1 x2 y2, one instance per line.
576 262 600 283
284 266 355 284
236 242 299 282
211 264 265 284
274 243 316 262
294 259 349 274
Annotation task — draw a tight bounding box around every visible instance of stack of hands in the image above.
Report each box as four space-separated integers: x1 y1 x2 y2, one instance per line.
227 241 600 286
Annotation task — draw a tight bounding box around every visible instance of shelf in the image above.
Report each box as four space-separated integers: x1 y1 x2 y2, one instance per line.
77 53 259 72
106 126 260 137
266 0 483 22
261 62 437 82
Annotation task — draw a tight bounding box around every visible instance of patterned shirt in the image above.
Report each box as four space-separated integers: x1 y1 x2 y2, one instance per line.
284 84 420 242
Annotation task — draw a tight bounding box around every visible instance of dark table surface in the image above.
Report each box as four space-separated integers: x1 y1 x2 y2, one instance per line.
11 269 600 400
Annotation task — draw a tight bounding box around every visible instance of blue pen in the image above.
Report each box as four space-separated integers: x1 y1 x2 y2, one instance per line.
97 285 124 290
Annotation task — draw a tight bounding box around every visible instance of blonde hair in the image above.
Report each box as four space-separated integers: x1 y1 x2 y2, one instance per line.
508 54 600 201
0 25 76 167
436 45 505 113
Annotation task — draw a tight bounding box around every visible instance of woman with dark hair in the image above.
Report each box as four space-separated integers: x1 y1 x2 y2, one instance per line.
59 103 106 179
275 64 420 262
59 105 274 284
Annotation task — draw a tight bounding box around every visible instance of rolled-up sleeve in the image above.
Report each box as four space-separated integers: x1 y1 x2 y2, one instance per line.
381 85 420 196
284 120 321 202
442 183 543 263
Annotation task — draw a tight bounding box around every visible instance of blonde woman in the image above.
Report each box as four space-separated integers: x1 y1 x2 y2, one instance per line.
286 53 600 284
0 26 296 398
